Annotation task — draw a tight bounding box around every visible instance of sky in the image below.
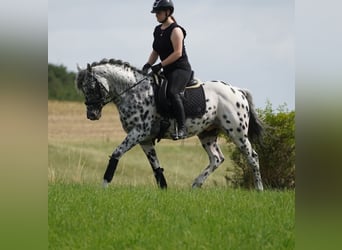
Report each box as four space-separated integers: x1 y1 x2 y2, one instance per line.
48 0 294 110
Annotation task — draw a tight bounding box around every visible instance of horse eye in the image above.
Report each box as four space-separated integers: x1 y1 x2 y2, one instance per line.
82 86 87 93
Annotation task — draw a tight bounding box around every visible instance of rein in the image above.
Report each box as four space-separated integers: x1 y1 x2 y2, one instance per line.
111 74 151 104
115 74 150 100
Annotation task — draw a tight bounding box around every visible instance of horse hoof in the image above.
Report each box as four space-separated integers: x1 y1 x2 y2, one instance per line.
191 183 202 189
103 179 109 188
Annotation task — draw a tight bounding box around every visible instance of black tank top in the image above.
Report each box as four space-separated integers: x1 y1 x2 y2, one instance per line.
152 23 191 73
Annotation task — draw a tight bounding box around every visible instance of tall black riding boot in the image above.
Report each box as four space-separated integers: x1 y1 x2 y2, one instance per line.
171 94 187 140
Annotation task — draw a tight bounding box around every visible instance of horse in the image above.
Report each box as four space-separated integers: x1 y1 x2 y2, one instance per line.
76 58 264 191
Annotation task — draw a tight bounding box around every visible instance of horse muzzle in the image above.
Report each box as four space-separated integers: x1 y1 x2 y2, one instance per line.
87 107 102 120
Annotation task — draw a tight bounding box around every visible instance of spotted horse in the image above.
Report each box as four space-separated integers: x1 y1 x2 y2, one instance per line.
76 58 265 191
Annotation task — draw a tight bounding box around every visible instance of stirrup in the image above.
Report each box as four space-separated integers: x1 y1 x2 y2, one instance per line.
172 127 187 140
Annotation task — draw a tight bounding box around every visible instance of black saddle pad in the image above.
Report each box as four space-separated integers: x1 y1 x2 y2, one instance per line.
153 74 206 118
183 85 206 118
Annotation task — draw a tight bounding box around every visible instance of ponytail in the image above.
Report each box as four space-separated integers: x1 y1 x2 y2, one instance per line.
170 15 177 23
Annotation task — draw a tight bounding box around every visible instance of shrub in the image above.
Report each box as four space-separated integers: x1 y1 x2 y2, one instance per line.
225 102 295 189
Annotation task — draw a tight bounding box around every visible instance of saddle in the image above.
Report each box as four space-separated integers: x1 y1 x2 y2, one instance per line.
152 71 206 119
151 71 206 143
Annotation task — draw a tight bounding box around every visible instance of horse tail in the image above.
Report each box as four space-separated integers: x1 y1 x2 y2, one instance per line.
239 89 265 144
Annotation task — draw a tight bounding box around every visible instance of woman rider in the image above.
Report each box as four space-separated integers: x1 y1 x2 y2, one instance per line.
142 0 192 140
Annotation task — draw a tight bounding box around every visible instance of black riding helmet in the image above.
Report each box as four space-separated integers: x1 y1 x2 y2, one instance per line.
151 0 174 14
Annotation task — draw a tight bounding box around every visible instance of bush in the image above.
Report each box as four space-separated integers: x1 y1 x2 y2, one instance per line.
225 102 295 189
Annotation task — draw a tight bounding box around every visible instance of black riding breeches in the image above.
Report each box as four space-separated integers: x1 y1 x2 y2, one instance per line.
164 68 192 98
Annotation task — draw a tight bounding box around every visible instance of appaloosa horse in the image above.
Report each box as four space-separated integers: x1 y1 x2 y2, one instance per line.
76 58 264 190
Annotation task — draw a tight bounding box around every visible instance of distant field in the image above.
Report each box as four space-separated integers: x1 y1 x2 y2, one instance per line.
48 101 295 249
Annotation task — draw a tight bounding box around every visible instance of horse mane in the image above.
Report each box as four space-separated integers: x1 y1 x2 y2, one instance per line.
90 58 143 74
75 58 145 91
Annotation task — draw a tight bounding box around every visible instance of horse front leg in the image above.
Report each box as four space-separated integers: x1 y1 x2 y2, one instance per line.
103 130 143 188
140 142 167 189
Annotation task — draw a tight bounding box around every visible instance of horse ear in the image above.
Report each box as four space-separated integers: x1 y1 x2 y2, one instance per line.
87 63 92 73
76 63 82 72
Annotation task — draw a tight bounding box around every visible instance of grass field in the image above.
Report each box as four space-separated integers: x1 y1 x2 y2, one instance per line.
48 101 295 249
49 184 294 250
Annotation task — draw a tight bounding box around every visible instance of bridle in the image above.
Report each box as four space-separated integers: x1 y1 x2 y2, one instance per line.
84 71 151 107
84 72 114 107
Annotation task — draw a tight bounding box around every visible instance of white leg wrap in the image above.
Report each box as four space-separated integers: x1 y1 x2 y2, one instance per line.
103 179 109 188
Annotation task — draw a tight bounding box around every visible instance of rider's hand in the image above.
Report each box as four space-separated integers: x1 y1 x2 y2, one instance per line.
151 63 162 74
142 63 151 74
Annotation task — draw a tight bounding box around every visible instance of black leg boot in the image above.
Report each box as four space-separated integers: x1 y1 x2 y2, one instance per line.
171 94 187 140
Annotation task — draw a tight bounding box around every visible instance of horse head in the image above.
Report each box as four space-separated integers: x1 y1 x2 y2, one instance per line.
76 63 111 120
76 58 154 121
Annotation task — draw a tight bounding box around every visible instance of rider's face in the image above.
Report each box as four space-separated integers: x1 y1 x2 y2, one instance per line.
155 10 168 23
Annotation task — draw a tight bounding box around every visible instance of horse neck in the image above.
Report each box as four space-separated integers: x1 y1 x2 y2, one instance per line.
93 64 140 96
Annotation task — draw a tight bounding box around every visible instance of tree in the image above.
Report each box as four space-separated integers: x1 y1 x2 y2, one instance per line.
48 63 83 101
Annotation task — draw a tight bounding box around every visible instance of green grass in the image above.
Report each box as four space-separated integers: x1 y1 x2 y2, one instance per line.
49 184 294 250
48 136 294 249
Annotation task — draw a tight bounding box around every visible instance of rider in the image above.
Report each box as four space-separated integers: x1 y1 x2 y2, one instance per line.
142 0 192 140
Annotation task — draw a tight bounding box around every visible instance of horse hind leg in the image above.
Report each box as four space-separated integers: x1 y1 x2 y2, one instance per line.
192 131 225 188
231 135 264 191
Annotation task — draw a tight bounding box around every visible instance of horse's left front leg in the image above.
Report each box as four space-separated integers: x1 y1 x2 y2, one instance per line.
140 142 167 189
103 130 143 188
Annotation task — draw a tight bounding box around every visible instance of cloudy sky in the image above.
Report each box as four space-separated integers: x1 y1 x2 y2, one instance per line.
48 0 294 110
